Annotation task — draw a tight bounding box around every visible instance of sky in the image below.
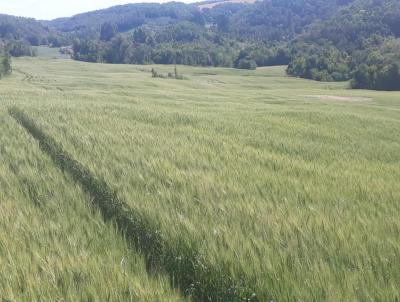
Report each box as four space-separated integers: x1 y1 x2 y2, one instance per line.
0 0 192 20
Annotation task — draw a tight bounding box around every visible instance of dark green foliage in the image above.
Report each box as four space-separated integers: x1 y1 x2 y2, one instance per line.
351 38 400 90
0 54 11 78
0 14 52 45
1 54 12 75
48 3 204 37
50 1 353 69
0 14 68 55
103 35 133 64
215 14 230 32
287 45 350 81
227 0 353 41
100 22 117 42
235 57 257 70
285 0 400 89
235 49 254 69
9 107 258 302
151 66 184 79
0 42 12 77
73 22 239 67
6 39 37 57
133 28 147 44
300 3 388 52
72 39 105 63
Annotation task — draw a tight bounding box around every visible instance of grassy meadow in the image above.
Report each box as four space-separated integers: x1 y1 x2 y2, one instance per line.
1 47 399 301
0 69 185 300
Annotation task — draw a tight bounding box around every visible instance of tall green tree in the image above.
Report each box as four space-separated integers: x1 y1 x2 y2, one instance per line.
0 44 12 78
100 22 117 42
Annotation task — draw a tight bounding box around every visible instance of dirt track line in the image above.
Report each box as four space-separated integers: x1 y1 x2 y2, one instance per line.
8 106 257 302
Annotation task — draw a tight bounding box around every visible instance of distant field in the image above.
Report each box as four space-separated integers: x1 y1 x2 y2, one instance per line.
1 50 399 301
197 0 257 10
32 46 71 60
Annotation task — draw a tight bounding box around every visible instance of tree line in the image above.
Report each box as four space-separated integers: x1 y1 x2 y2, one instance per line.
72 23 241 67
1 0 399 90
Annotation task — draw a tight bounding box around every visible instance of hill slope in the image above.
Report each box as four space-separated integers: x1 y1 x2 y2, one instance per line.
47 3 204 37
286 0 400 89
1 0 399 89
0 14 53 45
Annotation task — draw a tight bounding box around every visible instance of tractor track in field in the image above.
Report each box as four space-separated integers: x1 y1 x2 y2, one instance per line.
8 107 258 302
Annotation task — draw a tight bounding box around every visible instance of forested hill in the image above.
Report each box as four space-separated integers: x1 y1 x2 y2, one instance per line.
1 0 400 90
227 0 355 41
0 14 53 45
46 0 356 68
286 0 400 89
0 14 66 56
46 3 207 38
45 0 353 41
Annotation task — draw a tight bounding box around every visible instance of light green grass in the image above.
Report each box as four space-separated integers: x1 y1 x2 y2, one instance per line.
32 46 71 59
0 110 185 301
1 52 399 301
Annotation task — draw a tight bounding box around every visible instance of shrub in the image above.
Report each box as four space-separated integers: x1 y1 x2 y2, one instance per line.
0 45 12 78
352 62 400 91
235 58 257 70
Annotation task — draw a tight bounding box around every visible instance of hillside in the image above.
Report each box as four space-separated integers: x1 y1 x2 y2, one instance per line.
1 0 399 89
227 0 355 41
46 3 204 37
197 0 257 10
45 0 352 41
0 14 53 45
285 0 400 89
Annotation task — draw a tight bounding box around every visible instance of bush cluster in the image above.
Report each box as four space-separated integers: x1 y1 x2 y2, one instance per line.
0 43 11 77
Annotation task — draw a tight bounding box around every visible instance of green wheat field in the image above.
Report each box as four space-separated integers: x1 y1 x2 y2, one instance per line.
1 47 399 301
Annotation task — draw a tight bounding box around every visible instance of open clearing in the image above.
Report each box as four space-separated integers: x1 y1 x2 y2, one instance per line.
0 49 399 301
304 95 373 102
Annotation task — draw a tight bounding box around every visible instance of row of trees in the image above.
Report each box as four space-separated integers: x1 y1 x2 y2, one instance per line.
286 37 400 90
352 63 400 90
286 38 400 90
6 39 37 57
73 24 240 67
73 35 238 67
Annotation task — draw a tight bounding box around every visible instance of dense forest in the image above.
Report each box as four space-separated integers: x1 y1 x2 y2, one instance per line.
286 0 400 90
0 14 54 45
1 0 400 90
